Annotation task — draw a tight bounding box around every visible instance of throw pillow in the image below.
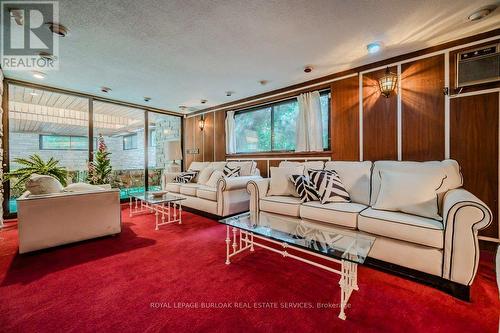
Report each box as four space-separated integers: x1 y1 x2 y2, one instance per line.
197 167 214 185
307 169 350 204
64 183 105 192
267 166 305 197
25 174 64 195
223 165 240 178
373 169 446 220
205 170 224 188
289 175 320 202
173 171 198 184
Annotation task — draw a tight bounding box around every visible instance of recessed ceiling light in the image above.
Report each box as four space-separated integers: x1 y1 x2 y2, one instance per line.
47 22 69 37
304 66 313 73
468 5 497 21
367 42 382 54
101 87 112 93
226 91 233 97
32 71 46 79
200 99 207 104
259 80 268 86
143 97 151 102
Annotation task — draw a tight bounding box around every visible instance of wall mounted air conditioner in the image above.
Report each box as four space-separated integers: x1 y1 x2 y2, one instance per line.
456 43 500 87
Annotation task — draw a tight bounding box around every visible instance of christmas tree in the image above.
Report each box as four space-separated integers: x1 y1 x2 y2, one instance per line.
88 134 112 185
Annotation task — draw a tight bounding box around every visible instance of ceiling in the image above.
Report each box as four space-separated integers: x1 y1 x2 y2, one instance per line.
3 0 500 114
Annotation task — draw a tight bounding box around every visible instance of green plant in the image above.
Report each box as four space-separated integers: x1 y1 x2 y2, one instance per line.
4 154 68 191
88 134 112 185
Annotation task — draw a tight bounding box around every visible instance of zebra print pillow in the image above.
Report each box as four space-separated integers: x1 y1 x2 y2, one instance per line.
289 174 320 202
173 171 198 184
223 165 241 178
307 169 350 204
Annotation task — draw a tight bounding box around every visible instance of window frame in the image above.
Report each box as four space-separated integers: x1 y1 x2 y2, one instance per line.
39 134 91 151
122 133 138 150
233 90 331 154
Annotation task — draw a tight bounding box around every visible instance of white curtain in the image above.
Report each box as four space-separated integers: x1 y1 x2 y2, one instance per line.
225 111 236 154
295 91 323 152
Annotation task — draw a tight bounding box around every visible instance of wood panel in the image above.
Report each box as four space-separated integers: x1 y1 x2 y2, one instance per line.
214 110 226 161
203 112 214 162
402 55 445 161
183 117 195 170
449 39 500 95
331 75 359 160
362 67 398 161
450 92 499 239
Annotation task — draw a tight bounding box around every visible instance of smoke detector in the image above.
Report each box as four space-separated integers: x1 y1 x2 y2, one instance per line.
101 87 112 93
47 22 69 37
468 5 497 21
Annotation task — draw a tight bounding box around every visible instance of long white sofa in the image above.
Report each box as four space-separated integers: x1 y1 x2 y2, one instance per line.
247 159 492 295
163 161 261 217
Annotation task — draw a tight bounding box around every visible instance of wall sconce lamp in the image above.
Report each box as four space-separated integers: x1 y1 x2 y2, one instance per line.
198 116 205 131
378 67 398 98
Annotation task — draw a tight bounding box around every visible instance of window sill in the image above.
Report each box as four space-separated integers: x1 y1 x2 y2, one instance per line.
226 151 332 158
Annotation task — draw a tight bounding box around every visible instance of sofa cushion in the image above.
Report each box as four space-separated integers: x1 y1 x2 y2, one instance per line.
179 184 200 196
226 161 256 176
197 167 214 185
209 161 227 170
267 166 304 197
300 201 367 229
260 196 302 217
196 186 217 201
279 160 324 171
188 161 211 171
205 170 224 188
358 208 444 248
370 160 462 210
25 174 64 195
324 161 372 205
64 182 105 192
373 169 446 220
165 183 181 193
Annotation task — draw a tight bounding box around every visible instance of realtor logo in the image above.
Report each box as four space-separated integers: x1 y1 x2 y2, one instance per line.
1 1 59 70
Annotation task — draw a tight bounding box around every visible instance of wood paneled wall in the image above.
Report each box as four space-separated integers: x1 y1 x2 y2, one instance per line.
183 110 225 169
362 67 398 161
184 31 500 241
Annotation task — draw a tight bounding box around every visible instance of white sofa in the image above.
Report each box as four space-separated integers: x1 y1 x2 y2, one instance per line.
17 189 121 253
163 161 261 217
247 160 492 295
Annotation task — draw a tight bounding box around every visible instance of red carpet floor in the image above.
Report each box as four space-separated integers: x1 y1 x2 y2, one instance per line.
0 206 499 332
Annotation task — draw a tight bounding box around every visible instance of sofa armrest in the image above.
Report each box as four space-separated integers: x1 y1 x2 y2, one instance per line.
217 175 262 191
246 178 270 215
162 172 181 189
442 188 492 285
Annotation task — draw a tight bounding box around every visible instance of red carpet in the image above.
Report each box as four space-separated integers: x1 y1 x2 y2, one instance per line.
0 206 499 332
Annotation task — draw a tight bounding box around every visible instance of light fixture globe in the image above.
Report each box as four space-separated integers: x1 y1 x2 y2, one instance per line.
378 67 398 98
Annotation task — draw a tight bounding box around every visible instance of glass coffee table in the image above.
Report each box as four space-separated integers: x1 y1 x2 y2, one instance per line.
129 192 186 230
218 212 375 320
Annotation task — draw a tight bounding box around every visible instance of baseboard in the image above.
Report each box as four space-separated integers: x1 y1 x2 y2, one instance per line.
364 257 470 301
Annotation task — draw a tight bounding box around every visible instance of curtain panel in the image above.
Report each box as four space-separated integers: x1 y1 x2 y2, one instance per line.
295 91 323 152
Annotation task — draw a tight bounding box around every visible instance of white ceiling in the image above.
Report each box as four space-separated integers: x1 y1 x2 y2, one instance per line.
3 0 500 114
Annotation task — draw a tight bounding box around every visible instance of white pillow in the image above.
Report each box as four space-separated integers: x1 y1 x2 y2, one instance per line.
280 161 324 170
209 161 227 171
25 174 63 195
188 161 210 171
64 182 105 192
197 167 214 185
226 161 255 176
373 170 446 220
205 170 224 188
267 166 305 197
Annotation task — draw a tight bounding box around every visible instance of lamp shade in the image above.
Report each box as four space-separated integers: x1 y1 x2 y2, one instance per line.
164 140 182 161
378 67 398 98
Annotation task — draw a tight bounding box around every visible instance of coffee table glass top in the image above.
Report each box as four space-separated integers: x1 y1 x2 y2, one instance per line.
131 192 186 205
219 212 375 264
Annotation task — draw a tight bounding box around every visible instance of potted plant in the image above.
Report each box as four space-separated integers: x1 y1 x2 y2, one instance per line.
4 154 68 193
88 134 113 189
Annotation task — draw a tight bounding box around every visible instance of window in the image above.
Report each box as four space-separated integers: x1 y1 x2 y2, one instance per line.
39 135 90 150
123 133 138 150
234 91 330 153
150 129 157 147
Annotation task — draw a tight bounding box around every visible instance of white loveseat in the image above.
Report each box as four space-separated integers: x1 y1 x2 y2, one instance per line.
163 161 261 217
247 160 491 295
17 189 121 253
